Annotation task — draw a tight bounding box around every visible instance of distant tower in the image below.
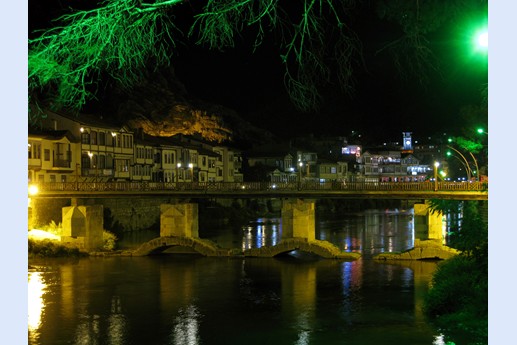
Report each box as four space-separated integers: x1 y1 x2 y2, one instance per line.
402 132 413 152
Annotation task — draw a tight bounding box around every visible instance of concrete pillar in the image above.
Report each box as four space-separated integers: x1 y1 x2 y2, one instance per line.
160 203 199 238
61 205 104 251
281 199 315 241
414 201 444 242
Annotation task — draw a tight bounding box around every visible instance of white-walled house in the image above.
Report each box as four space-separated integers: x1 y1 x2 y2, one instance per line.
39 111 135 181
28 129 81 183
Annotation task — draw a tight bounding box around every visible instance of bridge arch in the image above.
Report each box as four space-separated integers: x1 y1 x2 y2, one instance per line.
132 236 231 257
243 238 361 260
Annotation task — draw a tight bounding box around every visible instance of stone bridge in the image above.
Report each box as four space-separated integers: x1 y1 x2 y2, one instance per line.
56 197 462 260
132 236 234 257
243 238 361 259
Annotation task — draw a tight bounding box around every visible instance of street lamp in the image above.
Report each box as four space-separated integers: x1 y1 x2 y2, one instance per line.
476 128 488 135
188 163 194 182
447 145 478 180
87 152 93 179
446 151 472 180
176 162 181 183
434 162 440 191
298 161 303 189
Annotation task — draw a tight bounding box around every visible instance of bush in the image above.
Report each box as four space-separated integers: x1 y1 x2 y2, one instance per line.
102 230 118 251
28 239 87 258
424 254 488 344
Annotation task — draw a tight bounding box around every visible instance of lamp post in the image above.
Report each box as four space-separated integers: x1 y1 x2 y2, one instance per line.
188 163 194 182
87 152 93 180
434 162 440 191
447 151 472 180
447 145 478 180
298 161 303 189
176 162 181 183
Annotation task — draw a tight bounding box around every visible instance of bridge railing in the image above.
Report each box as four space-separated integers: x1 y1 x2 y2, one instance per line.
34 181 487 193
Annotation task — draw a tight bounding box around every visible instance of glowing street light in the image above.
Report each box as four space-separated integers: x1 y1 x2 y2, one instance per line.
476 30 488 49
433 162 440 191
28 184 39 196
188 163 194 182
176 162 181 183
477 128 488 135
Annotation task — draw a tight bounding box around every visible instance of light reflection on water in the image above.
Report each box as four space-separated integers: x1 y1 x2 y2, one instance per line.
203 208 418 256
28 257 445 345
28 271 45 343
171 304 200 345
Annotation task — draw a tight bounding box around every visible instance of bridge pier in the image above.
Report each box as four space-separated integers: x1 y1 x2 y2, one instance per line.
61 204 104 251
132 203 229 256
281 198 316 241
375 201 459 260
244 198 360 259
160 203 199 238
414 202 443 242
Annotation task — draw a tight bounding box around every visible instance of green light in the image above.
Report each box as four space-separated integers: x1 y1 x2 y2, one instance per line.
446 151 452 156
448 138 453 143
477 31 488 48
472 25 488 54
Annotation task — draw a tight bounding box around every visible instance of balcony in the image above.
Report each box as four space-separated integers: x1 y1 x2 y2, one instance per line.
53 159 71 168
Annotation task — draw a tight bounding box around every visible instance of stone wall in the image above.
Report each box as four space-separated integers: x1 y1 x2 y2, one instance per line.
29 197 281 234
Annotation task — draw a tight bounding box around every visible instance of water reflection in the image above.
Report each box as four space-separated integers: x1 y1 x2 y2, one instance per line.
241 218 282 251
171 304 200 345
29 256 446 344
107 296 127 345
28 271 45 343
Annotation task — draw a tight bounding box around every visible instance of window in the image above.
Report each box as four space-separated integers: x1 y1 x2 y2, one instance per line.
99 132 106 146
98 155 106 169
44 149 50 161
331 167 337 174
81 132 90 144
91 131 97 145
116 159 129 172
61 175 67 182
82 154 91 168
50 175 56 182
202 157 207 167
28 143 41 159
106 155 114 169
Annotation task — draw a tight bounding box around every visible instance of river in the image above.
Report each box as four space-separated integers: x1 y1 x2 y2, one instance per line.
28 208 467 345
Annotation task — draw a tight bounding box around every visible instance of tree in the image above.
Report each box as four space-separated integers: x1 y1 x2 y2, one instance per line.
29 0 487 124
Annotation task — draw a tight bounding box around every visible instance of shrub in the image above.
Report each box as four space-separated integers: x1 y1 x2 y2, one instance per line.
28 239 87 258
102 230 118 251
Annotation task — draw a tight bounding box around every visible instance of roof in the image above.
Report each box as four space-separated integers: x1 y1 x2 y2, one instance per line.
28 127 78 143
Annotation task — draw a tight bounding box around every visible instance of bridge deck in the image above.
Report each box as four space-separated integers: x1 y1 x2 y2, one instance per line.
31 181 488 200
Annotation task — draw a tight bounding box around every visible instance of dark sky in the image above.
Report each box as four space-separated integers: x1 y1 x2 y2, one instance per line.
29 0 488 143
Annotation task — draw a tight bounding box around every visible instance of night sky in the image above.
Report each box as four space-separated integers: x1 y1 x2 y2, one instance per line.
29 0 488 143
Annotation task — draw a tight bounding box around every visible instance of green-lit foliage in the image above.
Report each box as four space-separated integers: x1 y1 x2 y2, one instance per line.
29 0 487 117
29 0 181 120
190 0 361 112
